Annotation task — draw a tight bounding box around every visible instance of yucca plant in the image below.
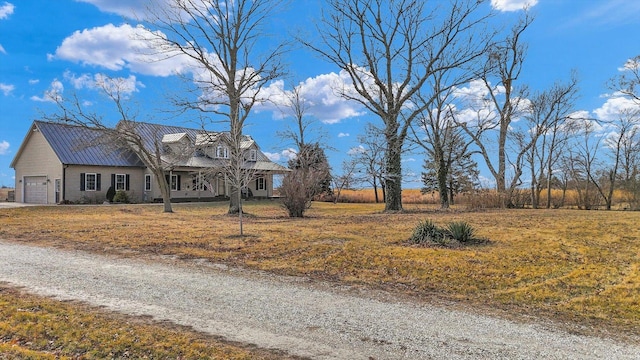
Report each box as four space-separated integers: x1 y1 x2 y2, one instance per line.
447 221 476 243
410 219 446 244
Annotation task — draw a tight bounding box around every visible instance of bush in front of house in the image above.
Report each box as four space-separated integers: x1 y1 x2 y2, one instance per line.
113 190 130 204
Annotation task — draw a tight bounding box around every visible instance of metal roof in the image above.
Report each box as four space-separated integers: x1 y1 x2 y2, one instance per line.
35 121 144 167
21 121 288 172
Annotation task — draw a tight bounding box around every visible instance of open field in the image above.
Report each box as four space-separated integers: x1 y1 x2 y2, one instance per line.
1 201 639 347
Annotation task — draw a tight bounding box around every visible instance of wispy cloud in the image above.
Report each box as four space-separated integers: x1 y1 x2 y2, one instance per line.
567 1 640 27
0 2 14 19
491 0 537 12
0 83 14 96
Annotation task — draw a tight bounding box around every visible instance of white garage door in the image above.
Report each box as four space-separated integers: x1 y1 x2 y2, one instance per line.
24 176 47 204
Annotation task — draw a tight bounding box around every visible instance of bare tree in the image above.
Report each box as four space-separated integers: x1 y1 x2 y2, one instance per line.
143 0 287 214
275 83 327 150
523 76 579 208
353 123 386 203
595 109 640 210
617 111 640 209
331 158 361 204
566 119 603 210
304 0 493 211
457 14 533 207
45 77 180 213
612 55 640 104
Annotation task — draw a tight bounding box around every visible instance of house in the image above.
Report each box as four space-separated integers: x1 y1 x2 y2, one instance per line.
10 120 289 204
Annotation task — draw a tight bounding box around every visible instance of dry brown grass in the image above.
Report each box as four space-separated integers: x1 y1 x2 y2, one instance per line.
0 187 13 202
0 284 297 359
1 201 639 341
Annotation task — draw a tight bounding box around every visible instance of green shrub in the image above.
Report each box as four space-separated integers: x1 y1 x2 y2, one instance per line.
409 219 483 247
447 221 476 243
113 190 130 204
409 219 447 245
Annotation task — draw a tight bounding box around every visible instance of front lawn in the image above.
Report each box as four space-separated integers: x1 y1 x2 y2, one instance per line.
1 201 639 340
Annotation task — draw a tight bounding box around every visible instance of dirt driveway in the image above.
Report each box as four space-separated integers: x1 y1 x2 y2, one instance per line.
0 240 638 359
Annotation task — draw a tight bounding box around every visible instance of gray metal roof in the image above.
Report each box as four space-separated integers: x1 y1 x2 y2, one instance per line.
35 121 144 167
28 121 288 172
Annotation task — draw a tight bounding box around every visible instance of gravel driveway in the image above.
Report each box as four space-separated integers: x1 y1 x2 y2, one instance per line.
0 240 638 359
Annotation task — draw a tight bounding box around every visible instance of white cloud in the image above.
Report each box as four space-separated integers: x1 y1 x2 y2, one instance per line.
77 0 151 19
64 71 144 96
593 94 640 122
338 132 349 138
491 0 537 12
52 23 193 77
0 44 5 54
264 148 297 162
28 79 39 85
0 2 14 19
0 140 9 155
255 71 366 124
347 145 365 156
0 83 14 96
31 79 64 103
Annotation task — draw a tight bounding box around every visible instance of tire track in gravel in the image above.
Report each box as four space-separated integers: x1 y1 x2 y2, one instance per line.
0 240 638 360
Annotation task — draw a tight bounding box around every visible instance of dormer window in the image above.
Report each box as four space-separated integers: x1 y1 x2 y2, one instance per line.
248 149 257 161
216 145 229 159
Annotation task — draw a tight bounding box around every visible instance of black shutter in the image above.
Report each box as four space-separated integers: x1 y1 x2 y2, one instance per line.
111 174 115 188
256 178 259 189
96 174 101 191
125 174 130 191
80 173 85 191
177 175 181 191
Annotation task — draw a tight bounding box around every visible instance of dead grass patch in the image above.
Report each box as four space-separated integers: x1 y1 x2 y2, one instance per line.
1 202 639 340
0 283 299 359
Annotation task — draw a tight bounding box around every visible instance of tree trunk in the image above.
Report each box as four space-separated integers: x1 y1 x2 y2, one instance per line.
384 143 403 212
437 152 450 209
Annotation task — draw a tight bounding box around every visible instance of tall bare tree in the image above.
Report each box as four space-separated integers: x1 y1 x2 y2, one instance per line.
143 0 287 214
457 14 533 206
524 76 579 208
354 123 386 203
304 0 493 211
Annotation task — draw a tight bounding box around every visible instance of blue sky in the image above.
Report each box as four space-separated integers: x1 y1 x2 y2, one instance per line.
1 0 639 189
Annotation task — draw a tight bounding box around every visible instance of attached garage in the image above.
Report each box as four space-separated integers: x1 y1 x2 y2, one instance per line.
23 176 47 204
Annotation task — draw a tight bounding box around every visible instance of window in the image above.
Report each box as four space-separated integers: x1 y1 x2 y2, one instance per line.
80 173 100 191
247 149 257 161
145 174 152 191
115 174 126 191
171 174 179 191
216 145 229 159
110 174 130 191
192 174 209 191
256 177 266 191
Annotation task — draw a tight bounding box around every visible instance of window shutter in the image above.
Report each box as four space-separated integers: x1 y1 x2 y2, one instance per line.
165 175 170 188
96 174 101 191
256 178 259 189
80 173 85 191
177 175 181 191
125 174 130 191
111 174 115 188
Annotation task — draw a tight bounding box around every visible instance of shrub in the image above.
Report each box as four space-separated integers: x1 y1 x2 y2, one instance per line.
409 219 484 247
113 190 130 204
447 221 476 243
409 219 447 245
